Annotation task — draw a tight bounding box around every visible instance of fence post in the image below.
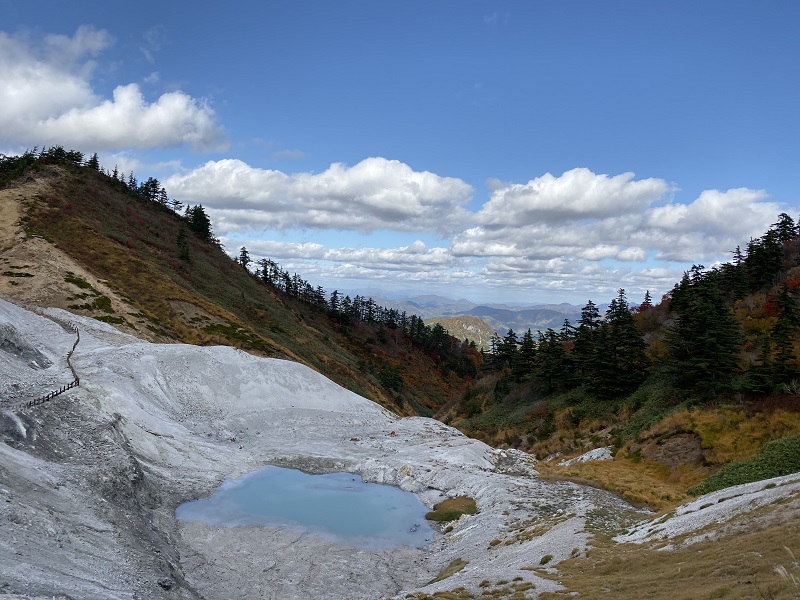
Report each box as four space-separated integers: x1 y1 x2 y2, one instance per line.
10 324 81 411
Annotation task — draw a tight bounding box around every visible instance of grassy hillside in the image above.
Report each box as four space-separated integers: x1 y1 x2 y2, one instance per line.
3 149 800 513
440 216 800 510
0 154 469 415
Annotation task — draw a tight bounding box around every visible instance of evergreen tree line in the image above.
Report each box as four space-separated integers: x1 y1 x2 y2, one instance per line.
0 146 187 213
483 212 800 403
238 251 480 380
669 213 800 395
484 288 649 401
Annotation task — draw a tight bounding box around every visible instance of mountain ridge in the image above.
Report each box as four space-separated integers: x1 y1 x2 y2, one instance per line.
0 159 469 417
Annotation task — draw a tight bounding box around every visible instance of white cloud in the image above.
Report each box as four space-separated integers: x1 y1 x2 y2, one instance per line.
171 165 791 304
233 239 461 272
452 169 781 269
167 157 473 235
476 168 669 226
646 188 775 237
0 27 225 151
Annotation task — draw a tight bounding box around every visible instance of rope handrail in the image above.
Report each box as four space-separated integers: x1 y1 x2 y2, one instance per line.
10 321 81 410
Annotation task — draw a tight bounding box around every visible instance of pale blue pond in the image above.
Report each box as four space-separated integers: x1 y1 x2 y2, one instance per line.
176 466 434 550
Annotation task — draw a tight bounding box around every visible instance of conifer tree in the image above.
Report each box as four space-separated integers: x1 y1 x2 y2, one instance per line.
238 246 252 271
496 329 518 370
746 232 783 291
593 290 648 399
726 246 749 300
640 290 653 311
773 213 797 243
512 328 536 381
536 328 570 392
572 300 601 384
771 282 800 384
184 205 213 241
668 272 741 396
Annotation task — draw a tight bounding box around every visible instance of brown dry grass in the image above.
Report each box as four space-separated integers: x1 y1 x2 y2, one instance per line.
535 403 800 512
4 162 470 414
537 457 699 511
537 504 800 600
643 407 800 465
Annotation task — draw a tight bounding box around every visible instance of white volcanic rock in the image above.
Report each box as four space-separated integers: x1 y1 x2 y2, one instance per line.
1 297 798 599
558 446 614 466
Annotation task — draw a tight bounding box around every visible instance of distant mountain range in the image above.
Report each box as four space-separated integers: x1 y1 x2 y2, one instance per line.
372 294 598 346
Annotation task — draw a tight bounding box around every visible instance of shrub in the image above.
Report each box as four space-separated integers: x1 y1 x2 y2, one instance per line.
425 496 478 522
687 434 800 496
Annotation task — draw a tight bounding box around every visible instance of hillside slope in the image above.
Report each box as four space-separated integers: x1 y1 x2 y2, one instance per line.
1 299 799 599
425 315 496 350
0 160 466 415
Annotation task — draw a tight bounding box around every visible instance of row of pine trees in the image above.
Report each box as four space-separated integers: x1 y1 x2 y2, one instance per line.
484 289 648 400
236 252 481 381
6 147 800 407
480 213 800 405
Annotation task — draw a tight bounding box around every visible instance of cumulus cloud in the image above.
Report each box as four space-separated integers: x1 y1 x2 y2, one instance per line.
230 239 461 272
167 157 473 235
645 188 775 237
476 168 670 226
0 27 225 151
453 168 780 270
208 167 786 304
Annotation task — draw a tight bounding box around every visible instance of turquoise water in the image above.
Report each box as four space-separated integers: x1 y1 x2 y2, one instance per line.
176 466 434 550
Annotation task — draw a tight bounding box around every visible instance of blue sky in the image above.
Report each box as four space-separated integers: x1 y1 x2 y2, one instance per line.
2 1 798 305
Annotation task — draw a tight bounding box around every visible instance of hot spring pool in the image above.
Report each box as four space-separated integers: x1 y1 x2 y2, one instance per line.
176 466 434 550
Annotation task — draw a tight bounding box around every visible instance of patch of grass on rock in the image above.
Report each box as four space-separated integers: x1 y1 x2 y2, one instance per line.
426 558 469 584
426 496 478 523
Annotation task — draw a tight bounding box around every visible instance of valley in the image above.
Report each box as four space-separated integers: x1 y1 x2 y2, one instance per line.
1 153 799 599
2 299 798 600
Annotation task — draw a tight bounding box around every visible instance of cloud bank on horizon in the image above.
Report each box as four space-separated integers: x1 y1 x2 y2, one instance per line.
1 3 797 305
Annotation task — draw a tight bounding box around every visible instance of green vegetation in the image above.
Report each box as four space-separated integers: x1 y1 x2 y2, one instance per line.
688 434 800 495
64 273 93 289
425 496 478 522
3 147 800 505
426 558 469 584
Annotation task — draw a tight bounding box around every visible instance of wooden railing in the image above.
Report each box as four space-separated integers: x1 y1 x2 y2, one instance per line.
11 322 80 410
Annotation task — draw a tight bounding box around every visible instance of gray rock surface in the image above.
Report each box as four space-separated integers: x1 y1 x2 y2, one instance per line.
1 297 797 599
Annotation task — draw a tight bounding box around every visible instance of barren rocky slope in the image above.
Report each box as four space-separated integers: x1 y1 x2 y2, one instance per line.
2 297 800 599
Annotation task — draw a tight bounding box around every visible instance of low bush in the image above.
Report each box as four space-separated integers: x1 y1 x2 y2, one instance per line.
687 434 800 496
425 496 478 522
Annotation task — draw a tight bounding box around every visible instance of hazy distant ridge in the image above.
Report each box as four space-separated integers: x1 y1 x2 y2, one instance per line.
376 294 586 338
